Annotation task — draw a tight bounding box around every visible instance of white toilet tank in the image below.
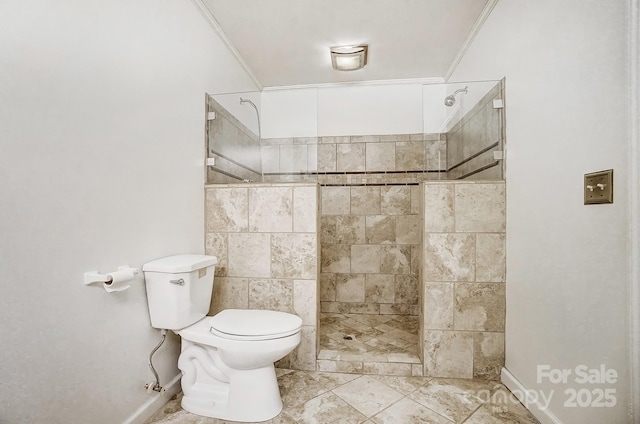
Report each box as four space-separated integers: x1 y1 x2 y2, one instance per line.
142 254 217 330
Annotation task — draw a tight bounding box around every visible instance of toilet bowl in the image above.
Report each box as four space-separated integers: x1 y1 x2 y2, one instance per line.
177 310 302 421
142 255 303 423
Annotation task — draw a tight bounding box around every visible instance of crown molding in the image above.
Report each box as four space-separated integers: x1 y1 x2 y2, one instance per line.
192 0 263 90
444 0 499 82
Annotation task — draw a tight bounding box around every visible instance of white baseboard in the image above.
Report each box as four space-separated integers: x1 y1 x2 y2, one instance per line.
123 374 182 424
501 367 563 424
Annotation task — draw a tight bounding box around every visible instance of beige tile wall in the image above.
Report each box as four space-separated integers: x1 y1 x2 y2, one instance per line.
205 183 320 371
261 133 447 185
422 181 506 380
320 185 422 316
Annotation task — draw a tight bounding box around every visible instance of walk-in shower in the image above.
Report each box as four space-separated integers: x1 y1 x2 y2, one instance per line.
444 86 468 107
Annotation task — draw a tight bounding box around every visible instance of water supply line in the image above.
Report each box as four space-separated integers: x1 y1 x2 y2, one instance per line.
145 329 167 394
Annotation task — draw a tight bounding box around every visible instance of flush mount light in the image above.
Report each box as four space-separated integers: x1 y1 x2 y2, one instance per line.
330 45 368 71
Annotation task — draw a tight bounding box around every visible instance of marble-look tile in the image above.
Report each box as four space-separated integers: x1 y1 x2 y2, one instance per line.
365 215 396 244
278 370 328 408
351 245 381 273
423 331 474 379
464 387 539 424
319 273 336 301
271 233 317 279
454 183 506 232
473 332 505 380
248 279 293 312
395 275 419 304
371 375 429 395
380 304 419 315
286 392 367 424
227 232 271 278
293 186 318 233
350 186 381 215
307 143 318 172
260 145 280 173
424 283 454 330
366 142 395 171
308 371 361 389
333 375 403 417
209 277 248 315
290 326 317 371
476 233 506 282
205 232 227 276
316 359 364 373
337 143 366 172
409 378 496 423
293 280 317 326
321 215 365 244
351 135 380 143
280 144 307 173
335 273 366 303
321 244 351 273
347 303 381 314
381 186 411 215
205 187 248 232
396 215 421 245
424 184 454 232
425 139 447 171
363 362 412 376
321 186 351 215
381 245 411 274
370 397 452 424
454 283 505 332
395 141 426 171
410 245 420 276
410 185 422 215
423 233 475 282
248 186 293 232
365 274 395 303
317 144 337 172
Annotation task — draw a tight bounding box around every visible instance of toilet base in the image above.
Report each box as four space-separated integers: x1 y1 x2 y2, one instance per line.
179 346 284 422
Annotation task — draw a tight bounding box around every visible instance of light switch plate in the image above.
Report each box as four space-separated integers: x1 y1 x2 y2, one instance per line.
584 169 613 205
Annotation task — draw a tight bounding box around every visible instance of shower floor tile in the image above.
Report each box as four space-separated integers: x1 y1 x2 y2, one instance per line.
318 313 421 376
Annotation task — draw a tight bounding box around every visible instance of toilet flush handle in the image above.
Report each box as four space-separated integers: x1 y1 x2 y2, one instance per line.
169 278 185 286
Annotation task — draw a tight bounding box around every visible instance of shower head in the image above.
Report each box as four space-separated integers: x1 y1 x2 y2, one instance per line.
444 86 469 107
240 97 255 107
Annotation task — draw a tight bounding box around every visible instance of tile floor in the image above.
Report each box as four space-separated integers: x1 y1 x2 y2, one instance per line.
147 314 538 423
317 313 422 376
146 370 539 423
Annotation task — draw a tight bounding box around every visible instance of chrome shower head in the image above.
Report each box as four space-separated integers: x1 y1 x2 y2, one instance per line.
444 86 469 107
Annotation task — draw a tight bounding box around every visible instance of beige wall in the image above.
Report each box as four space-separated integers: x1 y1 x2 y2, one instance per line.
204 183 319 371
0 1 260 422
422 181 506 380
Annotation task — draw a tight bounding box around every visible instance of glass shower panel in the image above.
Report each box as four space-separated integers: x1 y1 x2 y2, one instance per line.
206 91 263 184
422 79 505 180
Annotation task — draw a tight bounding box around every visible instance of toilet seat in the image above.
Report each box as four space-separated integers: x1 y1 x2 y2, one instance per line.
209 309 302 341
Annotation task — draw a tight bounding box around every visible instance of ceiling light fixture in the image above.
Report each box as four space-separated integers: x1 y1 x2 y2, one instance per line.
330 45 368 71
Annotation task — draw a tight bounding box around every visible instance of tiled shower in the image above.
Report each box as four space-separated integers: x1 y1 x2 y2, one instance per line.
204 80 506 379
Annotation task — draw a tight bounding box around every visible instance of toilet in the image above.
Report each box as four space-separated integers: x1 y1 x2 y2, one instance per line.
142 254 302 422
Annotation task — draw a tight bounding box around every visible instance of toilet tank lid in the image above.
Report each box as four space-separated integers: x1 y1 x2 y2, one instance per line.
142 254 217 273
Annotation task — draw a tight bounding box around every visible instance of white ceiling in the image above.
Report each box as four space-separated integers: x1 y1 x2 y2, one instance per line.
200 0 494 89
